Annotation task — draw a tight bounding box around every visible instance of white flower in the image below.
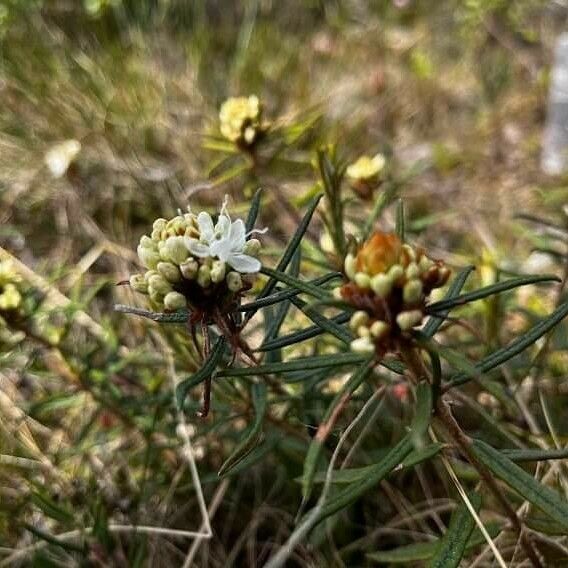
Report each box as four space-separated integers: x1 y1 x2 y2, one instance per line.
45 140 81 178
184 199 265 274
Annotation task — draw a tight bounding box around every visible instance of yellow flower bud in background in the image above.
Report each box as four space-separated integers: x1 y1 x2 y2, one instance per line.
0 284 21 310
164 291 187 311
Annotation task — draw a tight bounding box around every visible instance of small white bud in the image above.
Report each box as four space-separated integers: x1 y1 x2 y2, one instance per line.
210 260 226 284
144 270 158 283
396 310 423 331
148 274 172 295
0 284 21 310
161 236 189 265
350 337 375 354
226 271 243 292
344 254 357 280
333 287 343 299
387 264 404 283
243 126 256 145
403 279 423 304
180 258 199 279
370 320 389 338
406 262 420 280
419 255 433 273
354 272 371 288
152 218 167 232
137 244 161 269
349 310 370 332
357 325 371 338
164 291 187 311
370 273 392 297
157 262 182 283
129 274 148 293
243 238 261 257
197 265 211 288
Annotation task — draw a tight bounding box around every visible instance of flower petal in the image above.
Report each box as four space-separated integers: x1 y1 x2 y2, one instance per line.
197 212 215 243
227 253 261 273
229 219 246 250
215 215 231 239
185 237 211 258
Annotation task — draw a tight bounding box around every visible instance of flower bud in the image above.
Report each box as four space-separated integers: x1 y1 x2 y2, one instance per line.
350 337 375 354
406 262 420 280
357 325 371 338
319 231 334 255
197 265 211 288
137 243 161 269
161 236 189 265
403 279 423 304
157 262 182 283
354 272 371 289
243 238 261 257
152 218 167 233
396 310 423 331
164 291 187 311
370 273 392 297
149 288 164 304
344 253 357 280
148 274 172 295
226 271 243 292
144 270 158 283
210 260 226 284
349 310 369 332
370 320 389 338
180 258 199 280
129 274 148 293
0 284 22 310
243 126 256 145
419 255 433 273
387 264 404 283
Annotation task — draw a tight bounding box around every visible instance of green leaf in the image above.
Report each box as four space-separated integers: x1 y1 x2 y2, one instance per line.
446 300 568 389
218 383 267 476
238 273 341 313
423 266 475 337
245 188 263 233
248 194 322 319
30 492 74 525
175 337 226 407
260 266 332 301
24 524 85 554
258 312 351 352
471 438 568 530
301 357 375 501
426 274 560 314
311 434 414 526
289 297 352 344
367 522 501 564
503 447 568 462
411 382 434 449
428 493 481 568
114 304 189 323
217 352 368 378
363 179 399 239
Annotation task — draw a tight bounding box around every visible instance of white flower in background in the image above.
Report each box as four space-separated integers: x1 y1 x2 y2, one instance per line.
45 140 81 178
185 198 266 273
219 95 261 143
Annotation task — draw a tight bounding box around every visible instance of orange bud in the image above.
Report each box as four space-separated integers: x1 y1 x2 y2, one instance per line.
356 232 402 276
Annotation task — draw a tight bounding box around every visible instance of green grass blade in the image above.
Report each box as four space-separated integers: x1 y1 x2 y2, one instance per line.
114 304 189 323
260 266 332 301
503 447 568 462
471 439 568 530
245 187 263 232
446 300 568 389
395 198 405 241
426 274 560 314
428 493 481 568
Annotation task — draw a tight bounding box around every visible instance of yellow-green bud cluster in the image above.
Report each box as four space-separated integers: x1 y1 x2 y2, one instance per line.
338 233 450 355
219 95 264 146
0 261 23 312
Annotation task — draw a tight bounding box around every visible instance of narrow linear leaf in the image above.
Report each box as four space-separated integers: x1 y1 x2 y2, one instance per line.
426 274 560 314
218 383 267 476
217 352 368 378
428 493 481 568
248 194 322 319
24 523 85 554
411 382 434 449
290 296 352 344
367 522 501 564
260 266 332 301
238 273 341 313
471 438 568 530
258 312 351 352
446 300 568 389
503 447 568 462
245 188 263 232
363 179 399 239
175 337 226 407
423 266 475 337
114 305 189 323
395 198 405 240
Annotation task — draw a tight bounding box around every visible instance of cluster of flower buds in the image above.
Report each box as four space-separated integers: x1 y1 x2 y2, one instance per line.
345 153 386 199
219 95 265 148
0 260 62 347
130 200 264 313
336 232 450 355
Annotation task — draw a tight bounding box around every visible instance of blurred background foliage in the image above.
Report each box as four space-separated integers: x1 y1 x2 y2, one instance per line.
1 0 568 566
